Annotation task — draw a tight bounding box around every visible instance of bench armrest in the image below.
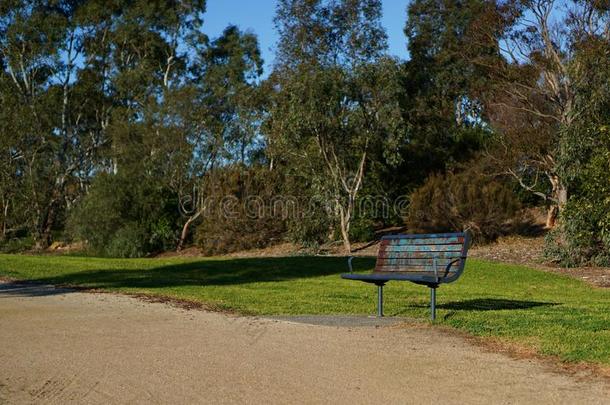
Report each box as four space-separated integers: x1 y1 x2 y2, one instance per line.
347 256 354 273
443 257 467 278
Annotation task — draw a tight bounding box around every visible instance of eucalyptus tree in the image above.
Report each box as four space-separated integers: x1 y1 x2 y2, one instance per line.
403 0 495 162
544 6 610 265
69 0 208 255
0 75 26 241
0 0 206 250
0 0 109 248
474 0 610 227
175 25 264 251
405 0 609 229
268 0 405 253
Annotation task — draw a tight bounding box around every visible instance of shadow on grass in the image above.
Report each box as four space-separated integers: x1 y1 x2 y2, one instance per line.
439 298 558 311
405 298 558 312
20 256 376 292
0 281 74 298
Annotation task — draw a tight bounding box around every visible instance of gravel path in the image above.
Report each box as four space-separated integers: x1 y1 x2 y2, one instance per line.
0 281 608 404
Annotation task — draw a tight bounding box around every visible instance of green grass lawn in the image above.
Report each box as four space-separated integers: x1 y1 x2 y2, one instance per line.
1 254 609 365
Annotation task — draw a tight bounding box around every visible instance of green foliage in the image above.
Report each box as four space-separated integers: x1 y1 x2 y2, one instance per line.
285 198 331 247
376 0 493 212
0 0 206 248
68 173 179 257
545 129 610 266
348 216 376 243
274 0 387 67
105 223 148 259
269 0 406 251
169 24 266 250
405 169 521 242
192 24 265 165
403 0 494 149
544 35 610 266
0 236 34 253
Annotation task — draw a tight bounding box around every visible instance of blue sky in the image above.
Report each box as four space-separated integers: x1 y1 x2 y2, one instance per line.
202 0 410 74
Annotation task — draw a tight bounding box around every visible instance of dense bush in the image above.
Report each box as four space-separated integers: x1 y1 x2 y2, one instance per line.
285 202 330 248
270 165 334 248
545 128 610 266
544 39 610 266
67 173 179 257
0 236 34 253
405 170 521 242
545 202 610 267
348 216 376 243
195 166 286 255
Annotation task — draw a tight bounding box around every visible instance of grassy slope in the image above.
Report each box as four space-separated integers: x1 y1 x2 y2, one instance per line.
0 254 608 365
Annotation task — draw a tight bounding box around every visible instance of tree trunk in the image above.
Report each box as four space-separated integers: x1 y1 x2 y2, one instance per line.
338 204 352 254
34 232 51 250
546 174 568 229
176 212 201 252
1 199 8 242
339 219 351 254
545 205 559 229
35 214 55 250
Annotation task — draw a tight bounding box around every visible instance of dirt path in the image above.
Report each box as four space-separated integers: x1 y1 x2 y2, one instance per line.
0 282 608 404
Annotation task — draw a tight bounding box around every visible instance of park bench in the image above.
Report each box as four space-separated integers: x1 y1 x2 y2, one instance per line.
341 232 470 320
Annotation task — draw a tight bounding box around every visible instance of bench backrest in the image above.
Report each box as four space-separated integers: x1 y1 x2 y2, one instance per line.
375 232 470 282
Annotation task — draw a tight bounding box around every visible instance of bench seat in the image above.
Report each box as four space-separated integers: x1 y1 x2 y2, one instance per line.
341 272 444 286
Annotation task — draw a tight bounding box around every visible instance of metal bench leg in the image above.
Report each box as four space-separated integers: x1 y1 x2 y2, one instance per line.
377 284 384 317
430 287 437 321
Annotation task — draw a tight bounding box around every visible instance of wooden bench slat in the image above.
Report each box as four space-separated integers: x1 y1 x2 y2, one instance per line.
374 270 458 276
379 244 464 253
381 236 464 245
375 263 460 269
375 259 453 269
377 251 463 260
375 266 459 273
375 261 459 269
381 232 466 239
376 256 462 262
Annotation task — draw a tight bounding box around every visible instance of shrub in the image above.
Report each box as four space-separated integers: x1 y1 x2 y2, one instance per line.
105 223 148 258
0 236 34 253
544 130 610 266
544 202 610 267
67 173 178 257
405 170 521 243
195 166 286 255
544 43 610 266
349 216 376 243
285 197 330 247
